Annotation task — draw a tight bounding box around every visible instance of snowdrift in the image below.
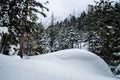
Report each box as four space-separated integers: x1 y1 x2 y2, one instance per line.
0 49 118 80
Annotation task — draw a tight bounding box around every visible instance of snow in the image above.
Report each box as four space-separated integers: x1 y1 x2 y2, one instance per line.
9 44 20 55
0 27 9 40
113 52 120 56
116 64 120 78
117 64 120 70
80 42 88 50
0 49 118 80
0 27 9 34
116 64 120 72
107 26 113 29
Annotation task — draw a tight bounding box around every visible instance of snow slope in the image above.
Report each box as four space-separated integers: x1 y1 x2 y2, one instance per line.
0 49 118 80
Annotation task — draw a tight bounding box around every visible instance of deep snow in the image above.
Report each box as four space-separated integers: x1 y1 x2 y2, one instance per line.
0 49 118 80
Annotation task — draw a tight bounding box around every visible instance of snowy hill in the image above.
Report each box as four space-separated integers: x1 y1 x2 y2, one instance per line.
0 49 118 80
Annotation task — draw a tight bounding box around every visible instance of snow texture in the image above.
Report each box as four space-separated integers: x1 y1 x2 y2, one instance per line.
0 27 8 34
9 44 20 55
0 49 118 80
107 26 113 29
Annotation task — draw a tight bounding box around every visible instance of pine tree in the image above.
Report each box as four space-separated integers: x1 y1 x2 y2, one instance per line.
17 0 49 58
52 17 81 51
0 0 10 55
85 0 120 71
39 30 51 54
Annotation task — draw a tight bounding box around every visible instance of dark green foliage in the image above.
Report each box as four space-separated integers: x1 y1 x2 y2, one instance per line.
0 0 49 58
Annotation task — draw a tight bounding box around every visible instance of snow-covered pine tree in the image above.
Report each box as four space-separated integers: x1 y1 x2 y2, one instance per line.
112 2 120 74
25 23 51 55
17 0 49 58
52 17 81 51
0 0 3 27
77 11 88 43
52 21 67 51
38 30 51 54
85 0 120 72
0 0 10 55
68 15 81 48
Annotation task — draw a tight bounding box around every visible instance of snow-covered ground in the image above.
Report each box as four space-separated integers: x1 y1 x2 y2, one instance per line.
0 49 118 80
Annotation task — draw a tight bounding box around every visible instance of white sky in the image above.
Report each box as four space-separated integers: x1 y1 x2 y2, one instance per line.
37 0 119 27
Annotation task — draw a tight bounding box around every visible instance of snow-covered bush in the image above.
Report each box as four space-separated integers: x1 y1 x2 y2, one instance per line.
9 44 20 55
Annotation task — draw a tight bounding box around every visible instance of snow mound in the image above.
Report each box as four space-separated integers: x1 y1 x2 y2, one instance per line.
30 49 113 77
0 49 118 80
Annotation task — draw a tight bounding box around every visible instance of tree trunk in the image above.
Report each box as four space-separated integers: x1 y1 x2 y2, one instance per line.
18 0 28 58
18 29 26 58
1 34 9 55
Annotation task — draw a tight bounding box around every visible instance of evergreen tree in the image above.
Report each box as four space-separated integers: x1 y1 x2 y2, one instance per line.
0 0 48 58
0 0 10 55
16 0 48 58
85 0 120 71
38 30 51 54
52 17 81 51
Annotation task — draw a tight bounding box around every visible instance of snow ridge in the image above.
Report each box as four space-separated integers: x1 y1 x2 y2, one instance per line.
0 49 118 80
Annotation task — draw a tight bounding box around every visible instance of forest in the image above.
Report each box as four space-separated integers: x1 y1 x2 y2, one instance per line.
0 0 120 76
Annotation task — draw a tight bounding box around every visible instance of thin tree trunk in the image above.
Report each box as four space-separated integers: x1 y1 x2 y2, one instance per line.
18 0 28 58
18 29 26 58
1 34 9 55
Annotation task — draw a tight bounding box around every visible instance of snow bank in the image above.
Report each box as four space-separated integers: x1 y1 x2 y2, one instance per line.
0 49 118 80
